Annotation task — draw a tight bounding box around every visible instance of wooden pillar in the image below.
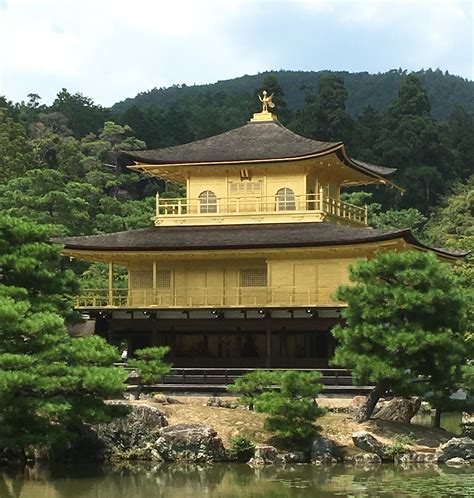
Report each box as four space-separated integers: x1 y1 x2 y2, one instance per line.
152 260 157 305
266 319 272 368
108 261 114 306
319 185 324 212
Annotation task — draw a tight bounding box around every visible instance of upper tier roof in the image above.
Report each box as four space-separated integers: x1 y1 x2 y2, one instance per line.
123 121 396 178
54 223 463 259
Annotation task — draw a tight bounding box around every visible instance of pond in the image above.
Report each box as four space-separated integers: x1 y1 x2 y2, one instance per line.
1 462 473 498
412 411 463 435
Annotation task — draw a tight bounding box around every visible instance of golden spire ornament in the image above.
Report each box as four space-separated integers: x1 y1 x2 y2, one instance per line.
250 90 278 122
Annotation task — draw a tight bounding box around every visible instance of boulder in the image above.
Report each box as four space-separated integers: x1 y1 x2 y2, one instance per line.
205 396 236 409
248 445 285 466
437 437 474 463
153 394 170 404
461 422 474 439
345 453 382 466
153 394 182 404
373 397 421 423
351 431 385 457
445 457 470 466
394 452 437 465
311 435 337 464
350 396 367 410
95 403 168 460
283 451 309 463
153 423 227 462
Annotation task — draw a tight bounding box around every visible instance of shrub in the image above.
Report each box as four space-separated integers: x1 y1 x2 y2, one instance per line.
128 346 171 399
228 435 255 462
227 370 277 410
228 370 325 443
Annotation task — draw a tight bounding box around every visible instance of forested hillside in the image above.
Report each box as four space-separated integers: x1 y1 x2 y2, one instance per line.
112 69 474 120
0 71 472 287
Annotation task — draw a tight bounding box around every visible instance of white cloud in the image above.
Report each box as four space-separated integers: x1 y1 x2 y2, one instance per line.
0 0 472 106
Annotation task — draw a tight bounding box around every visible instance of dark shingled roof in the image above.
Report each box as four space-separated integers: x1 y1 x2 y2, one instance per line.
53 223 462 258
123 121 396 178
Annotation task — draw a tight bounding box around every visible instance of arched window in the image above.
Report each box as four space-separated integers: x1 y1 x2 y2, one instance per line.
275 187 296 211
199 190 217 214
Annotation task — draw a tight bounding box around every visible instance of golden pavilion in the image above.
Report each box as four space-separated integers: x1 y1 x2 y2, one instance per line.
57 96 459 374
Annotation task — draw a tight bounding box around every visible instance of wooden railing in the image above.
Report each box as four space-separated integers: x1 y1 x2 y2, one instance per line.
155 193 367 225
75 286 339 309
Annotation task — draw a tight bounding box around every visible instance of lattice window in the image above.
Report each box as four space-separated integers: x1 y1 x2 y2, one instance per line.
199 190 217 213
130 270 153 289
276 187 296 211
156 270 171 289
229 181 262 195
240 268 267 287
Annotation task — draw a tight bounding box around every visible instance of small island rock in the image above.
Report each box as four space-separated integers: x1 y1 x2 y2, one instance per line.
373 397 421 423
351 431 385 457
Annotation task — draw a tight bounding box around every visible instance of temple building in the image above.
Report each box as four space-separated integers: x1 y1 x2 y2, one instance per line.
57 96 459 371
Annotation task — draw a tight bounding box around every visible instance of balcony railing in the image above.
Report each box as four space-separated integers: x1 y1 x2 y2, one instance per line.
75 286 341 309
155 193 367 225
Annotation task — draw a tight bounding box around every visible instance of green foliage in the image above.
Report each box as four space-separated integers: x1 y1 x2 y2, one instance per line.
229 370 325 443
0 215 127 455
291 74 353 144
128 346 171 387
227 370 277 409
423 177 474 317
51 88 110 138
383 435 415 458
332 250 471 419
371 208 428 238
0 108 35 182
112 69 474 121
392 434 417 446
228 435 255 462
341 192 427 238
375 75 456 211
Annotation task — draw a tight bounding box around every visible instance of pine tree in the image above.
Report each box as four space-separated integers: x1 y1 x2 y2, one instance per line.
228 370 325 442
331 250 470 422
0 215 127 457
291 74 353 144
375 75 454 211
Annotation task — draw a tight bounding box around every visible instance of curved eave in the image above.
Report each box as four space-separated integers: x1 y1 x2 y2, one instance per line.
125 142 343 167
52 228 463 261
397 230 467 260
337 146 403 192
126 144 401 189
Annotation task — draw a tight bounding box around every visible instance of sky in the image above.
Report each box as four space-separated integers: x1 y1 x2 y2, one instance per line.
0 0 472 107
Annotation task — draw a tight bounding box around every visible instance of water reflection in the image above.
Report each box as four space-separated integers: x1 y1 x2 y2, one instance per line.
1 462 473 498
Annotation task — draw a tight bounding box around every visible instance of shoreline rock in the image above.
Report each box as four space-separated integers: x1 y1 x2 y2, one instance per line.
311 435 338 464
95 403 168 460
436 437 474 463
153 423 227 462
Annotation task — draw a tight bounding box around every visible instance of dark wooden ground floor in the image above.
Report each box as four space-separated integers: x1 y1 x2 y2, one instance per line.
94 315 342 369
